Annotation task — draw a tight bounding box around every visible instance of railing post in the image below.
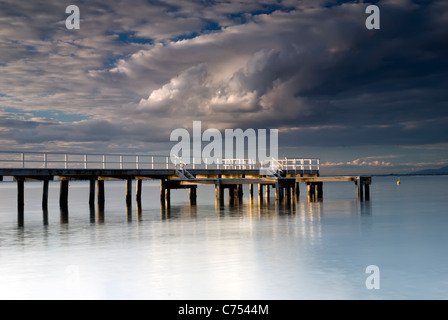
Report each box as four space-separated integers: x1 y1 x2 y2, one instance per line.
166 157 169 169
152 156 154 169
136 156 139 170
65 154 68 169
44 153 48 169
102 155 106 169
84 154 87 169
120 156 123 169
21 153 25 168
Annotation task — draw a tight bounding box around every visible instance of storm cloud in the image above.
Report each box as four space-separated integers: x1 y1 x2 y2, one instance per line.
0 0 447 173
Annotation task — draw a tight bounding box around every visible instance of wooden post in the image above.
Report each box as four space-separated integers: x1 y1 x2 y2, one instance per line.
215 180 224 205
59 180 69 209
126 179 132 206
316 182 323 200
295 182 300 200
258 184 264 201
265 184 270 202
365 183 370 201
237 184 243 201
89 179 96 208
160 179 166 207
249 184 254 199
165 188 171 207
136 180 143 202
229 186 235 203
17 179 24 226
97 180 105 206
189 187 197 205
42 179 49 210
357 178 364 201
285 187 291 204
275 180 283 201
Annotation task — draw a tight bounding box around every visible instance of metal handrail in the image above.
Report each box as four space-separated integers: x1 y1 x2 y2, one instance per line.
0 151 320 172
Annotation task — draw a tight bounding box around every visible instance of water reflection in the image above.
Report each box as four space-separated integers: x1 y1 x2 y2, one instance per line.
359 200 372 216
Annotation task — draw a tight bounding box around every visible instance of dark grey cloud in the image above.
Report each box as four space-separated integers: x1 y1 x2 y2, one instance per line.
0 0 447 172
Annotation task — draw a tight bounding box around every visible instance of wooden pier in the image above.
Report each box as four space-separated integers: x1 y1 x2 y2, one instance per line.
0 151 371 224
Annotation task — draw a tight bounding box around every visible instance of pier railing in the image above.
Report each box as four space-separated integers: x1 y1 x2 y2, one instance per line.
0 151 319 172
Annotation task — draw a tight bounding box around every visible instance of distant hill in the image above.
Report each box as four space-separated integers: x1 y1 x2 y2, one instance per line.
411 166 448 175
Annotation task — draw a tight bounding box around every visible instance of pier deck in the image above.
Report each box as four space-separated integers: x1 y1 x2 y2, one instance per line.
0 151 371 225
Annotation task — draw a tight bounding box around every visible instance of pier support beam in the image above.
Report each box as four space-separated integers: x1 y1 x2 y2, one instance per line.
356 178 364 201
237 184 243 201
356 177 371 201
89 179 96 208
294 182 300 200
365 183 370 201
307 183 316 202
59 180 69 209
97 180 105 208
17 179 24 226
275 180 283 201
189 187 197 205
215 180 224 205
160 179 170 207
42 179 49 210
136 180 143 203
258 184 264 201
316 182 323 200
126 179 132 206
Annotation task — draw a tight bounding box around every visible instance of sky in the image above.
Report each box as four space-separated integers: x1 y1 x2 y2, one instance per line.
0 0 447 175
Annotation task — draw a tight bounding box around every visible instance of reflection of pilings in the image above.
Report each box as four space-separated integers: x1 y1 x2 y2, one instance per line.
306 182 323 202
137 200 143 221
60 207 69 224
126 201 132 222
258 184 264 202
43 209 49 226
265 184 270 202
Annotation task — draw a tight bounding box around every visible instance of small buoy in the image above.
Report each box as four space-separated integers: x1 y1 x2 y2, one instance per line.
397 181 401 185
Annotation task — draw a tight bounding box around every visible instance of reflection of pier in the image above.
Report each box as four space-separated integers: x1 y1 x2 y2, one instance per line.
0 151 371 225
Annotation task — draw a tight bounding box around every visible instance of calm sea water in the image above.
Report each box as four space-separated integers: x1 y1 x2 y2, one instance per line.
0 176 447 300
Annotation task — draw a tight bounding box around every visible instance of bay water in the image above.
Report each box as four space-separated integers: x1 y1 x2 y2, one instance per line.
0 176 447 300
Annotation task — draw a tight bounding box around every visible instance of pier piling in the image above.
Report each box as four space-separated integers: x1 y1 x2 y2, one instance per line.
59 180 69 209
42 179 49 210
